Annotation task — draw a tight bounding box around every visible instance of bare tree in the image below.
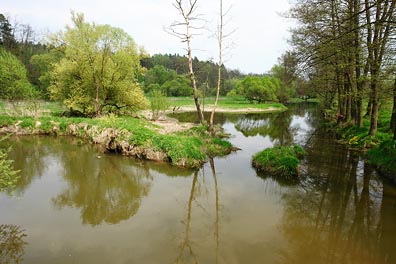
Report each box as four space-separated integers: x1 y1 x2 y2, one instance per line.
209 0 235 134
167 0 205 124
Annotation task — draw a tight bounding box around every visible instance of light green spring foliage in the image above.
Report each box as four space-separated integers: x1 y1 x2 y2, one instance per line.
148 89 170 120
252 145 306 177
144 65 192 97
30 48 64 99
234 76 280 103
49 12 148 116
0 48 35 101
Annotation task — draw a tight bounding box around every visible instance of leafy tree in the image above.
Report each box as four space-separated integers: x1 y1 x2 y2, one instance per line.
0 48 35 102
49 12 147 117
30 48 64 99
237 76 279 103
223 78 239 96
270 51 300 103
0 14 17 51
143 65 176 93
162 75 192 96
143 65 192 96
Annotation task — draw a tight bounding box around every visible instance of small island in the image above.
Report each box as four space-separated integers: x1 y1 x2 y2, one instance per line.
252 144 306 177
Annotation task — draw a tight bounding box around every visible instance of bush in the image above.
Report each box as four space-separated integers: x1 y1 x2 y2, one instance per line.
148 90 169 120
252 145 306 177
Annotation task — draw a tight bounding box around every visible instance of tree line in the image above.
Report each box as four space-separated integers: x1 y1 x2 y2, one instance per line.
1 5 306 119
287 0 396 138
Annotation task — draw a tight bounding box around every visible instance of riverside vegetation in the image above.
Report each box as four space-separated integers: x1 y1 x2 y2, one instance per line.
0 105 235 169
327 100 396 178
252 144 306 178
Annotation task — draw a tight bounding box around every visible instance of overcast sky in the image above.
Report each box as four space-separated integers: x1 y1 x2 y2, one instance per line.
3 0 294 74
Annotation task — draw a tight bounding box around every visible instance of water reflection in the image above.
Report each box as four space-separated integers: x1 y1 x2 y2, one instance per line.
52 153 153 226
2 137 49 195
175 159 221 264
278 137 396 263
0 224 27 264
171 103 317 147
2 104 396 263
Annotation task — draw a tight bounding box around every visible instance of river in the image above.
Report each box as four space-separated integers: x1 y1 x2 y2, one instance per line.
1 103 396 264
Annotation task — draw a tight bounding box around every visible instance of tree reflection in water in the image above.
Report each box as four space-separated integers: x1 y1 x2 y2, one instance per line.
175 159 221 264
52 150 153 226
2 136 50 195
0 224 27 264
278 138 396 264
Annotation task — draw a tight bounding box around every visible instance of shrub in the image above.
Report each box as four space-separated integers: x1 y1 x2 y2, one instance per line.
148 90 170 120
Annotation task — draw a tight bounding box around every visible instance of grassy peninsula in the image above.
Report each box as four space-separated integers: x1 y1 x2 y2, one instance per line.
0 96 288 169
0 112 235 169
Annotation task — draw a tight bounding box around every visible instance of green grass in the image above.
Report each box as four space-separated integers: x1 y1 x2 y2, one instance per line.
333 99 396 175
0 113 234 169
367 139 396 176
252 145 306 177
337 100 393 148
0 100 66 116
169 96 287 112
288 97 321 104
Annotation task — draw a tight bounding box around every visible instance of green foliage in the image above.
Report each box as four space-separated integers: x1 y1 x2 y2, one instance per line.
49 12 148 117
0 14 17 51
30 48 64 99
0 48 35 102
367 140 396 176
148 90 170 120
252 145 306 177
162 75 192 96
0 113 234 169
144 65 175 91
0 136 20 191
143 65 192 97
270 51 300 103
141 54 243 96
222 78 240 96
236 76 279 103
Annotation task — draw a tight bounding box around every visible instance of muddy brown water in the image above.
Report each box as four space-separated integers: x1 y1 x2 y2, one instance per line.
1 103 396 264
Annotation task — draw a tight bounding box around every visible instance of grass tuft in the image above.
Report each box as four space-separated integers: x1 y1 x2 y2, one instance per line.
252 145 306 177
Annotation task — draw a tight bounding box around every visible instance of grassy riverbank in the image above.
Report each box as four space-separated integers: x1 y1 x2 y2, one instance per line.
331 101 396 177
0 113 233 169
0 98 287 168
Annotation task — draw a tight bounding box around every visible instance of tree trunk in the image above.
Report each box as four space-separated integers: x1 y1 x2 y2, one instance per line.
391 79 396 140
368 75 379 136
209 0 225 134
354 0 363 127
171 0 205 125
187 33 205 124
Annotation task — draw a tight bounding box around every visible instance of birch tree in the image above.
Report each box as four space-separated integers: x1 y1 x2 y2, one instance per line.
167 0 205 124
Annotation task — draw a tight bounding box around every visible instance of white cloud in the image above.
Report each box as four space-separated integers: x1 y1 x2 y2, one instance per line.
2 0 294 73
